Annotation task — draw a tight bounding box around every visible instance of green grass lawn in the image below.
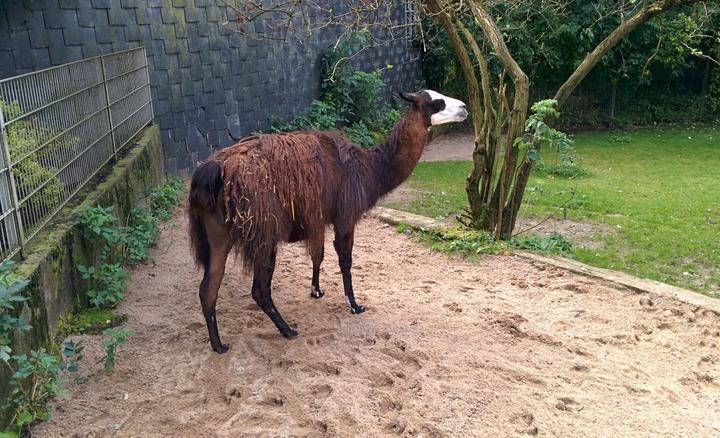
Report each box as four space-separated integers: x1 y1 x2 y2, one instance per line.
383 126 720 297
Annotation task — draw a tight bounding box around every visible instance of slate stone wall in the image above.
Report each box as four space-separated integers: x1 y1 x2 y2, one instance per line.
0 0 420 174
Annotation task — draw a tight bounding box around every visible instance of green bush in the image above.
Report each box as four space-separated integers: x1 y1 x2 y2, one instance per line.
512 232 574 257
520 100 587 179
709 64 720 115
0 262 64 434
271 100 340 133
148 177 184 221
75 206 120 259
379 109 402 134
121 207 158 266
559 90 716 129
0 101 65 216
0 262 30 364
75 178 185 309
4 349 62 430
77 263 128 309
345 121 377 147
272 31 402 148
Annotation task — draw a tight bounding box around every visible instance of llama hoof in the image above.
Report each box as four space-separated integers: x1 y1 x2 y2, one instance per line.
213 343 230 354
282 328 299 339
351 305 367 315
310 287 325 299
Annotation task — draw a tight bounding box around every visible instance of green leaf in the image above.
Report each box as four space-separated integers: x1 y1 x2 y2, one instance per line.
16 410 34 427
0 345 11 362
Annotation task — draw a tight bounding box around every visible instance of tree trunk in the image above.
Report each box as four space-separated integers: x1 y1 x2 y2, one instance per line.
466 0 529 238
700 58 711 118
424 0 487 227
421 0 701 239
502 0 701 238
457 21 498 228
609 81 617 126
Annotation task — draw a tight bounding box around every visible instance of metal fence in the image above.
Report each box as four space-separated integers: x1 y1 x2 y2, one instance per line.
0 47 153 261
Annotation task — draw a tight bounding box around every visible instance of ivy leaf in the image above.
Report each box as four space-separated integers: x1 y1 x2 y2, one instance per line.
16 409 34 427
0 345 10 362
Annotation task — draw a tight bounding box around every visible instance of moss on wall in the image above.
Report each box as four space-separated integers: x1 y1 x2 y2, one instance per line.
0 125 164 420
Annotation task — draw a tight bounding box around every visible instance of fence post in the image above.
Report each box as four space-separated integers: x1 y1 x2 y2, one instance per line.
100 55 117 160
0 105 26 258
143 47 154 122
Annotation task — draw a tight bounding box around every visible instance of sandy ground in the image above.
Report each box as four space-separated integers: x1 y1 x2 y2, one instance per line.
32 205 720 437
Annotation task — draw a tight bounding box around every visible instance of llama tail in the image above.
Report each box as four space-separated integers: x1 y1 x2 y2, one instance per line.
188 161 223 270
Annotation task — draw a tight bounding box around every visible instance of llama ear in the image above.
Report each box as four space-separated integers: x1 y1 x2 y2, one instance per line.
398 92 417 103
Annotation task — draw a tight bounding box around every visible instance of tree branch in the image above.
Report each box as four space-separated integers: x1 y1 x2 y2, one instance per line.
554 0 704 107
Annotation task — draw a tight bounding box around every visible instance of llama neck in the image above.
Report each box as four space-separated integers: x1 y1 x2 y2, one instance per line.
366 110 429 201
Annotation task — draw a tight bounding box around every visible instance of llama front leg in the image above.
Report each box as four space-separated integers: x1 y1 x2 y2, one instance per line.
309 234 325 299
252 248 298 339
333 228 366 314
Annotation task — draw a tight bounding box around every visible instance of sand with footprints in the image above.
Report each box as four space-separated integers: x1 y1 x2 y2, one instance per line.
34 207 720 437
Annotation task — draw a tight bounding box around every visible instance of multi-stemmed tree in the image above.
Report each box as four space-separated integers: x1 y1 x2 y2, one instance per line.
423 0 717 238
222 0 717 238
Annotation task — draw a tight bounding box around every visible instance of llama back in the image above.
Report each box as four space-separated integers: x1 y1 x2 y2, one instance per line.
211 133 329 267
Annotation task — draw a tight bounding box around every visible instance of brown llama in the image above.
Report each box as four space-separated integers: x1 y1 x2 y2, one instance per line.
188 90 467 353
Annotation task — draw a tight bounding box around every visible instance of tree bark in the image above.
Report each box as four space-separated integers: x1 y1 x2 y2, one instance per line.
425 0 492 227
466 0 529 238
457 20 497 227
502 0 702 237
700 58 711 118
421 0 701 239
609 81 617 125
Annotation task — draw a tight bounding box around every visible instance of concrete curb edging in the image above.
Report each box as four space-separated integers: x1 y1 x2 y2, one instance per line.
371 206 720 315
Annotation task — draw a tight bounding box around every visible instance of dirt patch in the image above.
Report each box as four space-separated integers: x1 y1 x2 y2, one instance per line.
514 216 612 250
678 257 719 295
33 208 720 437
421 132 475 161
380 185 427 205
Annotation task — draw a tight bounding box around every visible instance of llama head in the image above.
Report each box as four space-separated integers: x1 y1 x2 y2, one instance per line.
398 90 467 126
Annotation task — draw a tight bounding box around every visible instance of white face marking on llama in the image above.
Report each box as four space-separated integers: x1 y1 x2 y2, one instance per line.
423 90 468 125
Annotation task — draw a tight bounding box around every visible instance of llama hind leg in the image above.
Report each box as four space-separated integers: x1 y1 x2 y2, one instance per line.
199 242 231 354
333 227 367 314
252 248 298 339
309 233 325 299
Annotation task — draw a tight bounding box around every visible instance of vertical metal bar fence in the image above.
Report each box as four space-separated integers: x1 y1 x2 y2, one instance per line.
0 47 153 261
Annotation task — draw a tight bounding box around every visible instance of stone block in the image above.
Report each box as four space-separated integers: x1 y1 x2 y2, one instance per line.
59 0 80 9
62 25 95 46
92 0 112 8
